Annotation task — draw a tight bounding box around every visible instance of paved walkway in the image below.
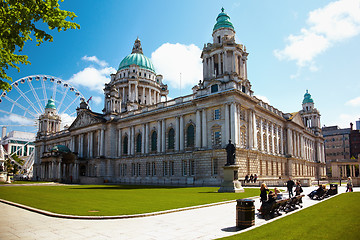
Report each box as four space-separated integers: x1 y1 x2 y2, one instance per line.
0 185 358 240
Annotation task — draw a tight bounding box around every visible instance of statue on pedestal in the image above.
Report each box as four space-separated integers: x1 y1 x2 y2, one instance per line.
225 139 235 166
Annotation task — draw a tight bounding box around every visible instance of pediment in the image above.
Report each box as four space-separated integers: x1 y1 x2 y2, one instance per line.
68 110 105 130
288 112 305 128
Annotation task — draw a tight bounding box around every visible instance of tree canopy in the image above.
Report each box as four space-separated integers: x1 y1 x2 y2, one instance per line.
0 0 80 91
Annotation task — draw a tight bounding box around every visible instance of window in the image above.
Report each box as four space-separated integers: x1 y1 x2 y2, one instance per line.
169 161 175 176
182 160 187 176
213 131 221 147
214 109 220 120
152 162 156 176
168 128 175 149
242 86 246 93
122 164 127 176
163 161 168 176
136 134 142 153
189 160 195 176
212 158 218 175
146 162 151 176
211 84 219 93
131 163 135 176
151 131 157 152
137 163 141 176
186 125 195 147
123 135 128 155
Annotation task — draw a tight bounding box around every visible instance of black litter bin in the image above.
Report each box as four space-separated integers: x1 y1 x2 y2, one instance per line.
329 184 338 195
236 199 255 229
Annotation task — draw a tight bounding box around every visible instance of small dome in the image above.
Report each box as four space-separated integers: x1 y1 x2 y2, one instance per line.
118 38 156 73
302 90 314 104
45 98 56 109
213 8 235 31
51 145 71 153
118 53 156 73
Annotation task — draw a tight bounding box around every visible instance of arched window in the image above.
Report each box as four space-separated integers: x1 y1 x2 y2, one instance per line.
136 134 142 153
151 131 157 152
186 124 195 147
168 128 175 149
123 135 128 155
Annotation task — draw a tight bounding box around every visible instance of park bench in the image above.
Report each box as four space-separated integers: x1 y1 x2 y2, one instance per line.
312 189 328 200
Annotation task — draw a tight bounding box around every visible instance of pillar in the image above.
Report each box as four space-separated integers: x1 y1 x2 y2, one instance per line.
157 121 161 153
196 110 201 148
142 125 145 154
180 115 184 151
175 117 180 151
202 109 207 148
224 104 230 144
118 129 122 157
100 129 105 156
161 119 166 152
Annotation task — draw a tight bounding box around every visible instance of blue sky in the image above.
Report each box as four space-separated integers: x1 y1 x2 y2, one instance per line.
1 0 360 134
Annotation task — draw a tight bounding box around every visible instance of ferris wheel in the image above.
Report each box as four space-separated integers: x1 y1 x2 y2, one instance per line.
0 75 88 178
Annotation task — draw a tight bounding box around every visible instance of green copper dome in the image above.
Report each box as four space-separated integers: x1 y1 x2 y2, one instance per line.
302 90 314 104
118 53 156 72
51 145 71 153
45 98 56 109
118 38 156 73
213 8 235 31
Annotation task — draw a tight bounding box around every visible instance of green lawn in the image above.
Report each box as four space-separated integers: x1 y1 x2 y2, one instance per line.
0 185 258 216
220 192 360 240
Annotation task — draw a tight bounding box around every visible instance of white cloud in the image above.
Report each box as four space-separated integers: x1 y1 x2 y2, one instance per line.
60 113 76 129
151 43 202 89
346 96 360 106
274 0 360 69
0 114 34 126
91 96 102 105
82 55 108 67
255 95 270 104
68 66 116 94
337 113 360 128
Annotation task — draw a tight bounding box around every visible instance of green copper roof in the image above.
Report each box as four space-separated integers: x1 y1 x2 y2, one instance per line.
118 53 156 73
302 90 314 104
213 8 235 31
51 145 71 153
45 98 56 109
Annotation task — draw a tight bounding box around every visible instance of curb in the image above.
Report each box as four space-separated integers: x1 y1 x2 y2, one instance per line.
0 196 258 220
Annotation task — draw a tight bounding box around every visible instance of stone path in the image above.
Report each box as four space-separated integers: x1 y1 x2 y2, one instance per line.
0 185 357 240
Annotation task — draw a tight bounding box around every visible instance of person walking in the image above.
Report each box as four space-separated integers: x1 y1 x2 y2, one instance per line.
287 178 295 198
254 174 258 183
346 177 353 192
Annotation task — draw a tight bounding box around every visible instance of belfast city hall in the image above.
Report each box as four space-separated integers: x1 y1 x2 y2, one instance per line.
33 9 326 186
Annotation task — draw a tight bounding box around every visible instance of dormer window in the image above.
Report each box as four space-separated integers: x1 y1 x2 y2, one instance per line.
217 36 221 43
211 84 219 93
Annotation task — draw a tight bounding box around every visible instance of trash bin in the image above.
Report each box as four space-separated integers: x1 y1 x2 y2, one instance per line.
329 184 338 195
236 199 255 229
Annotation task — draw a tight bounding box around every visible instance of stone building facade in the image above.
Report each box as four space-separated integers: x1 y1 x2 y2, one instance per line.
33 9 326 185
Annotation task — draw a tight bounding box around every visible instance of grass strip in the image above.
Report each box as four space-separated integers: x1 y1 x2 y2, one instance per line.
0 185 258 216
220 192 360 240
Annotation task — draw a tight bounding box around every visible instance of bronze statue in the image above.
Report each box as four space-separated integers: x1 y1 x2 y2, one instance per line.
225 139 235 166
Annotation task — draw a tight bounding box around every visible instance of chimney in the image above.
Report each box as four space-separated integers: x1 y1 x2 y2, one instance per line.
1 127 6 139
350 122 353 130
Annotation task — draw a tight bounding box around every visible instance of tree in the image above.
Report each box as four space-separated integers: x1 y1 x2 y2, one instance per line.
5 153 24 175
0 0 80 91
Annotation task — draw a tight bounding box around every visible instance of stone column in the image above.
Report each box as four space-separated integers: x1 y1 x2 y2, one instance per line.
149 88 152 105
88 132 93 158
161 119 166 152
260 119 264 151
196 110 201 148
100 129 105 156
142 125 145 154
142 87 145 104
248 110 254 149
118 129 122 156
128 83 132 102
276 126 280 154
157 121 161 153
58 162 61 179
218 53 222 75
233 52 236 73
271 124 275 154
224 104 230 144
128 128 132 155
230 103 237 145
131 126 135 155
122 87 126 103
175 117 180 151
135 82 138 102
224 51 227 73
265 122 269 153
287 128 293 156
180 115 184 151
202 109 207 148
211 55 215 76
145 124 149 154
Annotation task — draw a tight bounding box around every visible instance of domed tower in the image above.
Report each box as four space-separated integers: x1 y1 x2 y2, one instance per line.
38 98 61 136
107 38 169 113
198 8 252 96
300 90 321 133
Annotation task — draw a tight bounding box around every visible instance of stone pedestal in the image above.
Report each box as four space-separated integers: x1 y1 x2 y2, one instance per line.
218 165 244 193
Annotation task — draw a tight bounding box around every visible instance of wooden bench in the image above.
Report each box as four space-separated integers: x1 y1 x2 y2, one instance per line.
259 195 304 219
